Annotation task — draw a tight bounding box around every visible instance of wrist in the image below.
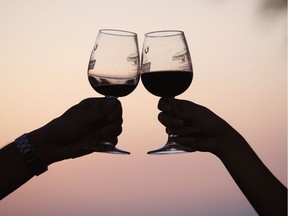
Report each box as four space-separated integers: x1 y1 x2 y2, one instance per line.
214 134 250 162
14 134 48 176
26 130 55 167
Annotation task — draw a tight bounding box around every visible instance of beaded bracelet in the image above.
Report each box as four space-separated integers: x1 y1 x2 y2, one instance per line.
14 134 48 176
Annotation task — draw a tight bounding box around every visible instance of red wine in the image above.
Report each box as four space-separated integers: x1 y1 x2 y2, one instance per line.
141 71 193 97
88 76 137 97
92 84 137 97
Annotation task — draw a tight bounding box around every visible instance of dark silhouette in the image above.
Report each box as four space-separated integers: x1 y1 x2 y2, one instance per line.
157 98 287 216
1 96 287 215
0 97 123 200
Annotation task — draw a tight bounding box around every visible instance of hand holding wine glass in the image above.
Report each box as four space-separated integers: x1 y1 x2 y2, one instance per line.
87 29 140 154
141 30 193 154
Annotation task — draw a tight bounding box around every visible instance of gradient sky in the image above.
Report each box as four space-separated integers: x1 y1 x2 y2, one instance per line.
0 0 286 215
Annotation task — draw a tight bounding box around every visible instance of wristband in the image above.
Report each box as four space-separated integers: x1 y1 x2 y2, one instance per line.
14 134 48 176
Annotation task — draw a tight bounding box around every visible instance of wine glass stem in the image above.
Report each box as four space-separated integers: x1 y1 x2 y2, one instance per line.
103 95 118 141
105 95 117 99
166 97 177 144
167 134 177 144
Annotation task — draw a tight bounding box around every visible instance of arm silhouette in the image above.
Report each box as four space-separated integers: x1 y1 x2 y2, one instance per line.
157 98 287 216
0 97 122 200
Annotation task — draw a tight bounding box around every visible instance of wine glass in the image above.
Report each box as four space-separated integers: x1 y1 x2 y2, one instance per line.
87 29 140 155
141 30 193 154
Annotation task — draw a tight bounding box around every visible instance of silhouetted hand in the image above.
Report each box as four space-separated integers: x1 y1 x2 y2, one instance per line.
27 97 123 166
157 98 245 157
0 97 123 199
157 97 287 216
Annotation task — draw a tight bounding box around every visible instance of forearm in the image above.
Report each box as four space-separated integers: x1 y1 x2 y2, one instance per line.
0 142 34 199
218 139 287 216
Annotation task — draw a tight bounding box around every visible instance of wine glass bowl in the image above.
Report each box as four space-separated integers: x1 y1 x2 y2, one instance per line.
141 30 193 154
87 29 140 154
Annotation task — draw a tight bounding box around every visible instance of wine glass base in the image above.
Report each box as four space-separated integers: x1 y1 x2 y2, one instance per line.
87 143 130 155
147 142 192 155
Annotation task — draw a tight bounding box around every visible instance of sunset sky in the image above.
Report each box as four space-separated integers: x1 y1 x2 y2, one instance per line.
0 0 286 215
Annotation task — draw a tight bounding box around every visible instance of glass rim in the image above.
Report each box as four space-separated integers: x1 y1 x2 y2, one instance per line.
144 30 184 37
99 29 137 37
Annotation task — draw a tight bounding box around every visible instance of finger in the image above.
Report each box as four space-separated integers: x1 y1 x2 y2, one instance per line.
169 98 203 120
98 119 123 138
84 116 122 140
158 112 184 128
105 137 118 146
106 103 123 124
76 97 105 108
76 98 122 123
91 98 122 120
158 98 172 113
78 127 121 152
168 127 201 136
